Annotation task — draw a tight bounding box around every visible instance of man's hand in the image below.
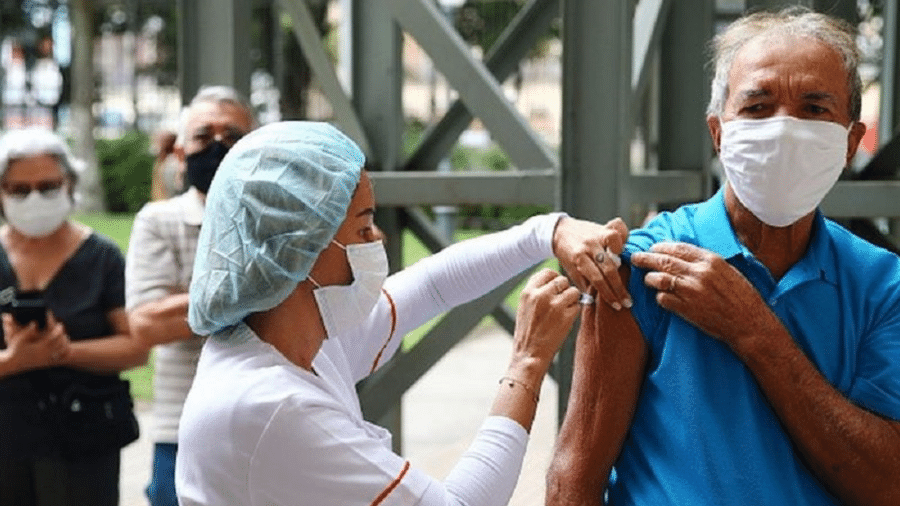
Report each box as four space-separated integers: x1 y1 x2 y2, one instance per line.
553 216 631 310
630 242 783 353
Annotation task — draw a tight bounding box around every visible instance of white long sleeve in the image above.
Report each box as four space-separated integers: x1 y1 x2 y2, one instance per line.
339 213 565 381
417 416 530 506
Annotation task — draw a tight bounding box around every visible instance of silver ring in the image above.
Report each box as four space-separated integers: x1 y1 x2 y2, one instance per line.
595 251 605 263
579 293 595 305
669 275 678 292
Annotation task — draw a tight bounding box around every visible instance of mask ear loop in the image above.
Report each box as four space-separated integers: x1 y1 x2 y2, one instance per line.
308 239 347 288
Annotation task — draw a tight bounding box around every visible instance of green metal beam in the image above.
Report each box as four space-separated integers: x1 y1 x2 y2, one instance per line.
632 0 672 103
658 0 713 201
358 270 531 422
404 0 560 171
352 0 405 450
881 0 900 143
389 0 557 170
558 0 634 423
821 181 900 217
369 170 557 206
177 0 252 102
277 0 372 155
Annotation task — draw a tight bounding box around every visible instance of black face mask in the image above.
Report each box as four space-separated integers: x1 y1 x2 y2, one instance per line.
185 141 230 194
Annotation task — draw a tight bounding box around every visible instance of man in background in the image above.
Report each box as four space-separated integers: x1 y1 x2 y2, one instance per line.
126 85 255 506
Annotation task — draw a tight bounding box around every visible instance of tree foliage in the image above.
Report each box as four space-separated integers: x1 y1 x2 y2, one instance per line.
453 0 559 56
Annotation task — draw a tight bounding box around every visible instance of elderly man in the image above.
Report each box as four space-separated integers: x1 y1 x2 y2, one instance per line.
546 8 899 506
125 85 255 506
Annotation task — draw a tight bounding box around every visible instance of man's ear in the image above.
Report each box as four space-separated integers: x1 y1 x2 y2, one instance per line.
707 116 722 153
845 121 867 166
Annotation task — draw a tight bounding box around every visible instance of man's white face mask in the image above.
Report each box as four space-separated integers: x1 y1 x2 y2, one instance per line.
309 239 389 339
719 116 849 227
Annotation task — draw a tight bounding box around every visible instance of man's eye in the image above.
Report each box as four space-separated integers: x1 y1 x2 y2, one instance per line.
224 131 245 145
807 104 827 114
742 103 766 113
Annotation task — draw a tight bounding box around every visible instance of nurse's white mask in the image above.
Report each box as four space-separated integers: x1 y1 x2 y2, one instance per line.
719 116 849 227
309 239 388 339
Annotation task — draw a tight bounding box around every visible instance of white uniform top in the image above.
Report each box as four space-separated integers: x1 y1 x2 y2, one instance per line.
176 213 563 506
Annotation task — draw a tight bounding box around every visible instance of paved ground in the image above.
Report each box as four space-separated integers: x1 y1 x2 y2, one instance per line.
119 324 560 506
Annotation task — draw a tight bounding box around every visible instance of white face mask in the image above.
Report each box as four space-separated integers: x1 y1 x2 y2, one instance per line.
309 239 389 339
719 116 849 227
2 187 72 238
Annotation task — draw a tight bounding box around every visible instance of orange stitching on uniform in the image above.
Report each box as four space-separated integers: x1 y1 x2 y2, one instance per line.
370 460 410 506
370 288 397 374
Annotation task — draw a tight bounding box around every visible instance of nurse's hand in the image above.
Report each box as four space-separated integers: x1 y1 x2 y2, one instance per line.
552 216 631 311
510 269 581 372
491 269 580 431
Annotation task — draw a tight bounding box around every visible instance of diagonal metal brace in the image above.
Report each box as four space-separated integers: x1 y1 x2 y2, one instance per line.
404 0 560 171
389 0 557 170
358 270 531 422
278 0 372 155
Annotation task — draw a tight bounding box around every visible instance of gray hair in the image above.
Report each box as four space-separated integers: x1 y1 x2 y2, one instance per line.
0 128 83 185
707 7 862 122
176 85 257 144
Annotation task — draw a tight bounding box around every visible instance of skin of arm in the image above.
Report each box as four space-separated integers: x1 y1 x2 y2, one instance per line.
490 269 582 433
734 319 900 506
632 242 900 506
62 307 149 373
128 292 193 349
545 265 648 506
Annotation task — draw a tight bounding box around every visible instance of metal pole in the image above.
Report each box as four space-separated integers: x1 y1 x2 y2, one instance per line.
177 0 252 103
558 0 633 423
658 0 714 203
352 0 405 453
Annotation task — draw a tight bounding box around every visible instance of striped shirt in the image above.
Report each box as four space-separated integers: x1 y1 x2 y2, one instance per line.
126 187 205 444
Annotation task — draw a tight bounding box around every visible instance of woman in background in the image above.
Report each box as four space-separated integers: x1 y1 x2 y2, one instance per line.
0 128 144 506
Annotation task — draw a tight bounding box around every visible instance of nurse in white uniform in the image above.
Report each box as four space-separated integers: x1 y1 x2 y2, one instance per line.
175 121 629 506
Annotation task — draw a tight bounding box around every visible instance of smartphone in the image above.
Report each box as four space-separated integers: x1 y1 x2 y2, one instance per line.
9 291 47 329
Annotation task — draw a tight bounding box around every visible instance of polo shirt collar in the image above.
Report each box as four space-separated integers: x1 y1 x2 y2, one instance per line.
800 210 837 285
692 187 836 286
181 187 205 226
692 187 744 260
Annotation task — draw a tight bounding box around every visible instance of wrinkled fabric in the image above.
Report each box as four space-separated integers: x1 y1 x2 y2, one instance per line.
188 121 364 335
719 116 848 227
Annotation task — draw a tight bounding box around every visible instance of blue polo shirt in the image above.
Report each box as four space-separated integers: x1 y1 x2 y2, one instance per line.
610 189 900 505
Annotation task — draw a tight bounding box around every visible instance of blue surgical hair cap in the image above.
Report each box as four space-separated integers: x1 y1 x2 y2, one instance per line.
188 121 365 335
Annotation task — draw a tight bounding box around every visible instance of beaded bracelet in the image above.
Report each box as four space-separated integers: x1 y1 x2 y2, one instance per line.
499 376 539 404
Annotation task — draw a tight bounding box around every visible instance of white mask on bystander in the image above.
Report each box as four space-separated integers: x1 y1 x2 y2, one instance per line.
2 188 72 238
